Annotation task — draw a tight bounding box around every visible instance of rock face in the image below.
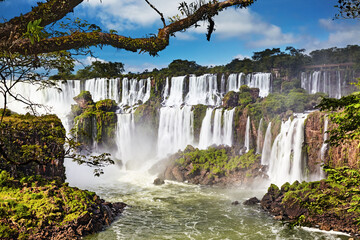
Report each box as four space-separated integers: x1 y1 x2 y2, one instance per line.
32 201 126 240
304 111 360 176
159 145 267 186
261 168 360 236
0 114 66 182
70 91 118 150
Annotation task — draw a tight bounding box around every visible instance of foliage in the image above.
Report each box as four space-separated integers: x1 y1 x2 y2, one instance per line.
317 81 360 147
335 0 360 19
0 0 256 56
0 171 99 239
175 147 260 177
276 166 360 229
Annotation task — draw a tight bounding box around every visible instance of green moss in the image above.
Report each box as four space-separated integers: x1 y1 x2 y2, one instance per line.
95 99 117 112
175 147 260 177
192 104 208 141
271 167 360 230
0 171 100 238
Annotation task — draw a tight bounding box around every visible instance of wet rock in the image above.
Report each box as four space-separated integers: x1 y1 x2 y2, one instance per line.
153 177 165 185
243 197 260 205
231 201 240 205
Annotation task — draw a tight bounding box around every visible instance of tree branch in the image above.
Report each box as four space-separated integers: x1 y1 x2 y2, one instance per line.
144 0 166 27
1 0 255 56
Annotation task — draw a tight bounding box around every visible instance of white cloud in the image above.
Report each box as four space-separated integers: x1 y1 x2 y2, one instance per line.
75 56 107 68
81 0 189 31
125 62 165 73
186 8 295 47
304 19 360 51
233 54 250 60
80 1 294 48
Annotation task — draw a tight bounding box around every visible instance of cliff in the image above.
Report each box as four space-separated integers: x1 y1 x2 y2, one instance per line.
304 111 360 177
0 114 66 182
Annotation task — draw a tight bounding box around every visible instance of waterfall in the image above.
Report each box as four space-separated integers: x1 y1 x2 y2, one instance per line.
244 116 251 153
268 114 307 186
261 122 272 165
157 106 194 158
319 116 329 179
247 73 271 98
198 108 235 149
256 118 263 154
300 70 346 99
223 108 235 146
198 108 213 149
185 74 221 106
163 76 185 106
115 113 135 167
121 78 151 107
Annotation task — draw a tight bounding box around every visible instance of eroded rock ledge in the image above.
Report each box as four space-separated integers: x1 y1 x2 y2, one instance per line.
260 167 360 237
155 145 267 186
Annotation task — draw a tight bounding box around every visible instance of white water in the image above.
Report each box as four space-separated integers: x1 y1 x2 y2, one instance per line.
244 116 251 153
120 78 151 107
319 116 329 179
245 73 272 97
198 108 235 149
301 71 343 99
268 114 307 186
226 73 271 97
163 76 185 107
261 122 272 165
185 74 221 106
157 106 194 158
256 118 263 154
115 113 135 166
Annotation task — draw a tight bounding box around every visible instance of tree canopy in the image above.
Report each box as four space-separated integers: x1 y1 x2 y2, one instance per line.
0 0 255 57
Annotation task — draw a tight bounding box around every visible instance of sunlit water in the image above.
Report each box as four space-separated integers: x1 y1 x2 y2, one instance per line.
65 160 349 240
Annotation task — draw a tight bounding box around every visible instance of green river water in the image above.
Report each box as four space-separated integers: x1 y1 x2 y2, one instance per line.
65 161 350 240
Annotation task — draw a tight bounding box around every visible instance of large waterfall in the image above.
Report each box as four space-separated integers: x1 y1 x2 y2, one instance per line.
300 70 356 99
226 72 271 97
261 122 272 165
268 114 307 186
198 108 235 149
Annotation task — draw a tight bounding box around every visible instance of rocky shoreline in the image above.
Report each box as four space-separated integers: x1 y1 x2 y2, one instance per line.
31 200 126 240
259 167 360 237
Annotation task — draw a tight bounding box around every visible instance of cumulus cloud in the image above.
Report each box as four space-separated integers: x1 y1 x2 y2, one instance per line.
188 8 295 47
303 19 360 51
80 1 294 48
125 62 165 73
75 56 107 68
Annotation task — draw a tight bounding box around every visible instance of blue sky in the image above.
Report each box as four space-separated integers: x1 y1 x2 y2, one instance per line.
2 0 360 72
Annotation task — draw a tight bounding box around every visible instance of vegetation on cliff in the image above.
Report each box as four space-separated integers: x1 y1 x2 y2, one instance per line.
162 145 266 185
261 167 360 235
71 91 118 150
0 170 125 240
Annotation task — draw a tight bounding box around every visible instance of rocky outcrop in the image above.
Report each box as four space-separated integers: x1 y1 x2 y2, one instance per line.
158 145 267 186
304 111 360 176
0 114 66 182
260 167 360 236
71 91 118 150
31 201 126 240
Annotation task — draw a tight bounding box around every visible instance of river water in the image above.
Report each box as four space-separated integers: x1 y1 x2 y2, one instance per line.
65 160 349 240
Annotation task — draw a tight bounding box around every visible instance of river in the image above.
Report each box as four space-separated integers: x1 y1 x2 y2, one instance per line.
65 160 349 240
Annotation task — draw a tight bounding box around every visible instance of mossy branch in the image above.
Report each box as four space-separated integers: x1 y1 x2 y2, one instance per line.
1 0 255 56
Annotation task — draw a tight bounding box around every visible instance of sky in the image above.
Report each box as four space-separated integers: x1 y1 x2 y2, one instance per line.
2 0 360 73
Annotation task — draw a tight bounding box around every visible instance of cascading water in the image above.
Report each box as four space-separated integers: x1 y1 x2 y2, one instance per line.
301 71 344 99
115 113 135 167
244 116 251 153
256 118 263 154
198 108 235 149
120 78 151 107
185 74 221 106
246 73 272 98
157 106 194 158
268 114 307 186
319 116 329 179
261 122 272 165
